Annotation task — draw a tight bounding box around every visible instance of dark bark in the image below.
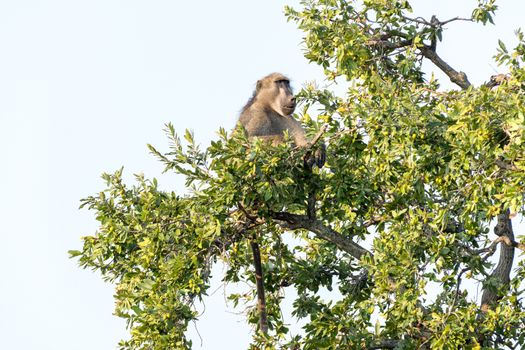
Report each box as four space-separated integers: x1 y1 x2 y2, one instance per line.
419 45 471 89
366 15 474 90
250 236 269 334
480 210 515 312
271 211 370 260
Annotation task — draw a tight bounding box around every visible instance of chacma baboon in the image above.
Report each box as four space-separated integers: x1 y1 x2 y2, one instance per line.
238 72 325 168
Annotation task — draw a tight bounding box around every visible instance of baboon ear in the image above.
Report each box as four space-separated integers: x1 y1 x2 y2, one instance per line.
256 80 263 92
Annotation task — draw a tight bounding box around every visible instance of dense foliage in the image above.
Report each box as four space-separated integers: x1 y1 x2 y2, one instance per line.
71 1 525 349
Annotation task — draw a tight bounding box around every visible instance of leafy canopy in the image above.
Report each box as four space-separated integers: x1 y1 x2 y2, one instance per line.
71 1 525 349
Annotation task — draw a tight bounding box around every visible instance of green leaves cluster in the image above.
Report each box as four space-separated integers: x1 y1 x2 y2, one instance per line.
71 170 221 349
72 1 525 349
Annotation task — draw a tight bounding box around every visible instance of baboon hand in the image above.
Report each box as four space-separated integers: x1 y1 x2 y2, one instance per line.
303 150 316 169
303 143 326 169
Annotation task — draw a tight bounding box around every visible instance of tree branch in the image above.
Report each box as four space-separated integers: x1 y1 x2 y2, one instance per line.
270 211 370 260
401 15 431 25
307 187 317 220
419 45 471 89
480 210 515 312
367 25 472 90
439 16 474 26
310 123 328 147
367 38 414 50
250 235 269 335
499 235 525 251
401 14 472 26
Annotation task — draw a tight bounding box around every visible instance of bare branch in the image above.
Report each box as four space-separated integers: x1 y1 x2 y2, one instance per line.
440 16 474 26
402 15 472 27
310 123 328 147
270 211 370 260
402 14 473 26
367 32 472 90
366 13 478 90
465 236 505 256
401 15 431 25
419 45 471 89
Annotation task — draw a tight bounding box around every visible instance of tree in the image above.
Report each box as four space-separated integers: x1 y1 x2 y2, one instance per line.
70 1 525 349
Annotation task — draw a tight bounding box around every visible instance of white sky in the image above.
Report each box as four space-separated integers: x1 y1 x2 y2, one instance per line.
1 1 524 349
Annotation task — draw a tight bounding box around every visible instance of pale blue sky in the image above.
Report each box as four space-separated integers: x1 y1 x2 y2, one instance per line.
1 1 524 349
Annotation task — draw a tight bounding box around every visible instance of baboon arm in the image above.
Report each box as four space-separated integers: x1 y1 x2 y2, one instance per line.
288 117 326 168
286 118 309 147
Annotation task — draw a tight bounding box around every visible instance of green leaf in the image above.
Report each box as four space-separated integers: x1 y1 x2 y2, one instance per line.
68 250 82 257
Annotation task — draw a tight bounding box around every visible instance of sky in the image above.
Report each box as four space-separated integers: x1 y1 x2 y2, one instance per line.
0 1 524 349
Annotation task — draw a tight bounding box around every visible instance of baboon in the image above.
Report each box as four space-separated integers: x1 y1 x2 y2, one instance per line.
237 73 326 334
238 72 325 168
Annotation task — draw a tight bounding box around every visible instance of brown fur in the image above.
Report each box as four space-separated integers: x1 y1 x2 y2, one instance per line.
238 73 325 167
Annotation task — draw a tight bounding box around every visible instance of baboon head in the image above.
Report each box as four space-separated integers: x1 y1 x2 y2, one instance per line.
255 73 296 117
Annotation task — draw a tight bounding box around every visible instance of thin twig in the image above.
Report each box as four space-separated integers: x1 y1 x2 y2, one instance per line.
310 123 329 147
401 15 430 25
440 16 474 26
401 15 472 26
